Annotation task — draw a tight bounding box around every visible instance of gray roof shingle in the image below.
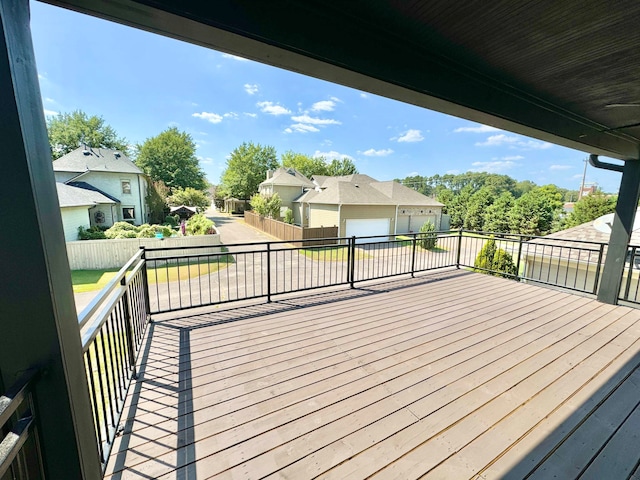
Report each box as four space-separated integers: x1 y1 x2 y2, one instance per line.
53 146 143 174
260 167 315 188
56 182 117 208
295 175 443 207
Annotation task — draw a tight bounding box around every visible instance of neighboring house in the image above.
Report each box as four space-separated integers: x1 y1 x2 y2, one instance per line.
56 183 117 241
53 146 148 228
259 167 315 216
264 172 443 238
522 210 640 294
170 205 197 220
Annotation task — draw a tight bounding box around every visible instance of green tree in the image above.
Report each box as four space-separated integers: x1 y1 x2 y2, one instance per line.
566 193 616 227
447 185 473 228
281 151 328 178
464 187 495 231
135 127 207 191
250 193 282 218
47 110 128 160
185 214 215 235
509 185 563 235
474 238 517 278
146 180 170 224
513 180 537 198
483 192 515 233
326 158 358 176
417 221 437 249
168 187 211 212
221 142 279 199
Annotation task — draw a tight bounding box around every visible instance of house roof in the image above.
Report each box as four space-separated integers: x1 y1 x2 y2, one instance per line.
56 182 117 208
53 146 143 175
296 175 443 207
260 167 315 188
525 210 640 263
67 181 121 203
170 205 197 213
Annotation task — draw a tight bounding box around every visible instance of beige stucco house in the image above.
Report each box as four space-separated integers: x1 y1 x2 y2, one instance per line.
262 171 444 239
259 167 316 216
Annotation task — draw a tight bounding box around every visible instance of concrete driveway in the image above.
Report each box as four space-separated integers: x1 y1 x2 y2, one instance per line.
205 208 273 246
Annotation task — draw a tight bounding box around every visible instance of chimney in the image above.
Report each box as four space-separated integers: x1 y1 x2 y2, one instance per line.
266 170 274 180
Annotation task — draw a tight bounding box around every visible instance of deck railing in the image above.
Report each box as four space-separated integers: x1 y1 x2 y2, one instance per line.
75 229 640 475
78 248 150 471
0 370 42 479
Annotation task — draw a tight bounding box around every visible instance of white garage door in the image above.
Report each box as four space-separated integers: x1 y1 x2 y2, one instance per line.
345 218 391 243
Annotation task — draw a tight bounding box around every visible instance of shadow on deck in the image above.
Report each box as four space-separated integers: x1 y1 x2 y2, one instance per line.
105 269 640 479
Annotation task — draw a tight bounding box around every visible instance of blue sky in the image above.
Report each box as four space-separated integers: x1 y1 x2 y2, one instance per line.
30 1 623 194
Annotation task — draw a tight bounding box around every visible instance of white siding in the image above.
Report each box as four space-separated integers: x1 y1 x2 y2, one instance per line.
60 206 90 241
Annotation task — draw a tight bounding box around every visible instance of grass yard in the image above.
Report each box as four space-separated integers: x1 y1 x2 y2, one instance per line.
72 255 234 292
72 269 120 293
146 256 233 283
300 245 373 261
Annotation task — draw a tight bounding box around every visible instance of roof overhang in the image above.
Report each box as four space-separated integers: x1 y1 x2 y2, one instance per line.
42 0 640 160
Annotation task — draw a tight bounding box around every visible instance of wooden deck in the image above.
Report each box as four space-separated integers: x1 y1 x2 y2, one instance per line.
105 269 640 479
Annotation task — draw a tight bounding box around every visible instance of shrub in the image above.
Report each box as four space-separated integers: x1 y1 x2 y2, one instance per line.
417 221 437 250
104 221 138 239
77 226 107 240
136 224 157 238
185 214 215 236
154 225 173 238
283 208 295 225
473 238 517 278
164 215 178 227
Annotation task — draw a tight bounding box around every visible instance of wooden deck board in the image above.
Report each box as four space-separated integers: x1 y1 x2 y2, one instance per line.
105 270 640 479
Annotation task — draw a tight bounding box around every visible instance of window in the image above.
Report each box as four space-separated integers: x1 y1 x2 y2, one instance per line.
122 207 135 220
121 180 131 194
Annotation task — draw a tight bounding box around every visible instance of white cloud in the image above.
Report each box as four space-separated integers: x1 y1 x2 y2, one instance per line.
396 129 424 143
446 169 461 175
290 114 341 125
244 83 258 95
502 155 524 161
44 97 56 104
471 160 518 173
223 112 239 119
192 111 223 124
360 93 368 99
550 164 572 171
313 150 353 161
572 173 584 179
284 123 320 134
197 156 213 164
407 171 419 176
311 100 336 112
257 101 291 115
43 108 58 117
475 134 552 150
321 139 333 146
362 148 394 157
222 53 249 62
454 124 501 133
244 112 257 118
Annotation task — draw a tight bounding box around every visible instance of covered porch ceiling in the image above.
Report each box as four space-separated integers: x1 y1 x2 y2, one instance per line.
44 0 640 161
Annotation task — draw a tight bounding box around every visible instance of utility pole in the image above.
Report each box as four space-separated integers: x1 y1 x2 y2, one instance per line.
578 157 588 200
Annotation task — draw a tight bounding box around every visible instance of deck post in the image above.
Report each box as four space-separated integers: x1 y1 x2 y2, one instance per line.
597 159 640 304
0 0 101 478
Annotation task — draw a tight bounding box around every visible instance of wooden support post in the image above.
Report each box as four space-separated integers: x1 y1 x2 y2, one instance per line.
0 1 101 477
597 159 640 304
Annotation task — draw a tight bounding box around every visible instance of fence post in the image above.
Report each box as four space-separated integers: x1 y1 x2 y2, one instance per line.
349 236 356 288
515 235 524 280
622 245 634 299
139 246 151 320
456 229 463 268
266 243 272 302
411 233 417 278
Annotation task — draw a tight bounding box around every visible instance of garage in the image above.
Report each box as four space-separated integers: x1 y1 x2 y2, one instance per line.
345 218 391 242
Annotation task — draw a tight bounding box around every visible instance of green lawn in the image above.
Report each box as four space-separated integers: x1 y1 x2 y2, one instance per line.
72 269 120 293
300 245 372 261
72 256 234 292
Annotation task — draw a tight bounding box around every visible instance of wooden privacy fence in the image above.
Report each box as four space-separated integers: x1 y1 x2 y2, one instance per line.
244 211 338 245
66 234 221 269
